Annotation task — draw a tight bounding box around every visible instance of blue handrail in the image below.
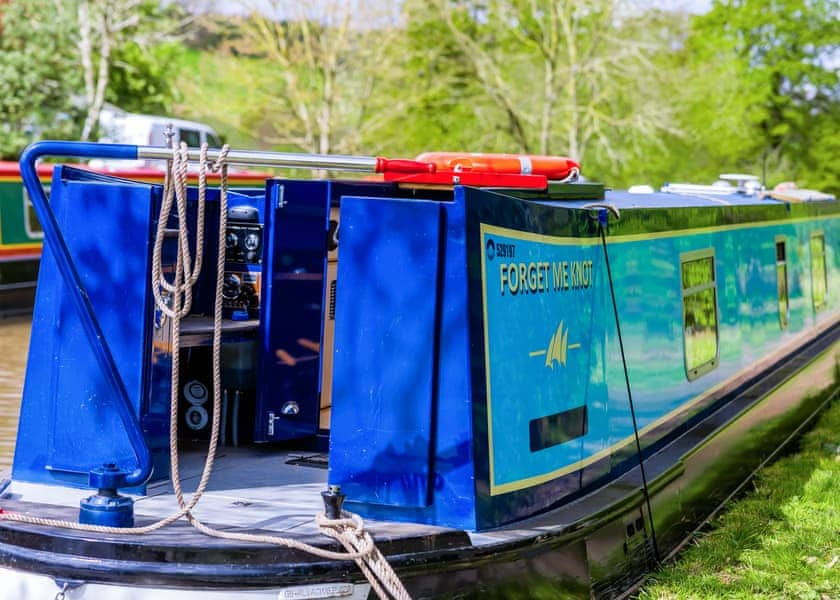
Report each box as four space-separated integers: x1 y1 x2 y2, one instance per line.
20 141 152 488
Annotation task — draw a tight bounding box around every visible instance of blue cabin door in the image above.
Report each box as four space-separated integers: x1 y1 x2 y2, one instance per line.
254 180 331 442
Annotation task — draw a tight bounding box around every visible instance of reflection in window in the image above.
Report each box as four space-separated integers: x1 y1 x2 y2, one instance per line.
681 250 718 380
811 233 826 310
776 237 789 329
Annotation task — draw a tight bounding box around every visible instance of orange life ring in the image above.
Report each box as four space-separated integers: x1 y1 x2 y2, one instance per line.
415 152 580 180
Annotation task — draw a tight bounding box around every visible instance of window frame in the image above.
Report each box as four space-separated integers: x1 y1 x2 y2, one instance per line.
21 186 46 240
810 231 827 311
775 235 789 329
680 248 720 381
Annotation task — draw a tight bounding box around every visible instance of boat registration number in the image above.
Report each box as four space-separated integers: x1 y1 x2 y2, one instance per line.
278 582 369 599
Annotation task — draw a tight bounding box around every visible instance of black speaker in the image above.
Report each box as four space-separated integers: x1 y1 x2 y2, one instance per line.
178 347 213 441
177 345 256 446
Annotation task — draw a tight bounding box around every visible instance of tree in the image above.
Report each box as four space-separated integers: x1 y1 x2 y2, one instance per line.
106 38 183 115
235 0 403 157
0 0 188 157
396 0 680 176
0 0 80 158
682 0 840 191
76 0 187 140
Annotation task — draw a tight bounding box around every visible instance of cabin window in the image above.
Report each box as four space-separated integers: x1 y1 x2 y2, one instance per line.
681 249 719 380
811 232 827 310
776 237 789 329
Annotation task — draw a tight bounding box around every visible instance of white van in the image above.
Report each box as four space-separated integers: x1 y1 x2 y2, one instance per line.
93 107 222 168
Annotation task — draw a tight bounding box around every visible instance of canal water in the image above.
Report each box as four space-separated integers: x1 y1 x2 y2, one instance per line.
0 317 29 471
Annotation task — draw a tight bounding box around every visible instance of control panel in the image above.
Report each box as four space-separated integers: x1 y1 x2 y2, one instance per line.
223 205 262 320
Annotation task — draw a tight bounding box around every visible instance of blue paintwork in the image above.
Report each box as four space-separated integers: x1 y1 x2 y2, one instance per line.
330 195 441 508
14 166 158 489
609 217 840 454
256 180 329 442
13 162 266 491
18 143 151 487
79 464 135 527
479 226 604 492
328 186 839 529
255 180 401 442
79 491 135 527
11 140 839 532
330 191 477 528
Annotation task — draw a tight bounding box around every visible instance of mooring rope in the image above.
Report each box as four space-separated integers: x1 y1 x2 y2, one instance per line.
596 210 661 564
0 143 410 600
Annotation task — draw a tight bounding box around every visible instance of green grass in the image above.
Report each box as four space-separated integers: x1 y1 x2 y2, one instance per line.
639 386 840 600
171 48 271 149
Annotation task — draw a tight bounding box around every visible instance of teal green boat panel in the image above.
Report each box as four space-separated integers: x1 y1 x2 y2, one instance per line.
0 181 42 246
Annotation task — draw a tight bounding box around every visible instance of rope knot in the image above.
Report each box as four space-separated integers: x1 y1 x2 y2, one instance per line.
211 144 231 173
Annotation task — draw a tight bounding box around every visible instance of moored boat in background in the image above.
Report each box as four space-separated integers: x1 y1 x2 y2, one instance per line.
0 141 837 598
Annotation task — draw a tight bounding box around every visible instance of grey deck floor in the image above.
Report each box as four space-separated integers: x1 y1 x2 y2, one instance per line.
137 446 330 535
3 444 456 544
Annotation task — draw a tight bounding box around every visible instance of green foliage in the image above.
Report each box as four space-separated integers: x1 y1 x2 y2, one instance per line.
639 391 840 599
1 0 836 192
107 41 183 115
0 0 187 154
378 0 679 179
360 0 488 157
101 0 187 118
652 0 840 192
171 48 271 148
0 0 82 159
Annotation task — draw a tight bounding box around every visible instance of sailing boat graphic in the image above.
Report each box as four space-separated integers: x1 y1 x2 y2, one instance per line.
529 321 580 369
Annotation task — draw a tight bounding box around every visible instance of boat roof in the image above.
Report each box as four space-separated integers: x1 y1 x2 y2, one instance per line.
485 179 836 210
602 189 788 209
545 190 834 210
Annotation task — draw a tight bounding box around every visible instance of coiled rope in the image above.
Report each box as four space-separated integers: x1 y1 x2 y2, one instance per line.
0 143 410 600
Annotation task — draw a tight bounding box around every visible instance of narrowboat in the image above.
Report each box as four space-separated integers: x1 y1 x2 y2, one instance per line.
0 160 267 315
0 141 837 599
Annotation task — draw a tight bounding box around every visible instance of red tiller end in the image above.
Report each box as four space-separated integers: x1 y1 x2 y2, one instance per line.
375 157 436 174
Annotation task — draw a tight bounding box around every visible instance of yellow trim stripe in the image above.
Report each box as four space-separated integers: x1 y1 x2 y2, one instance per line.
479 223 495 491
0 176 51 183
481 223 601 246
482 214 840 248
0 242 42 250
607 214 840 244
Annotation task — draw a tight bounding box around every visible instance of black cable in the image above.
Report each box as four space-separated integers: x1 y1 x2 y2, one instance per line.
598 214 660 564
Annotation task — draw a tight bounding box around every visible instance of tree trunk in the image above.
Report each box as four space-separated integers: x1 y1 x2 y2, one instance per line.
79 2 111 141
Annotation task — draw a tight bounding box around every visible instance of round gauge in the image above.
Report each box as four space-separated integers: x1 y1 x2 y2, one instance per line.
225 231 239 249
223 273 242 300
243 232 260 251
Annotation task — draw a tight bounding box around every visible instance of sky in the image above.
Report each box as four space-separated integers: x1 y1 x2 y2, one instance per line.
200 0 714 17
